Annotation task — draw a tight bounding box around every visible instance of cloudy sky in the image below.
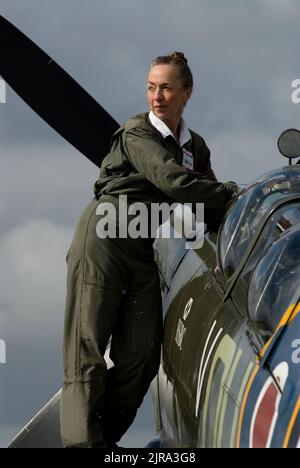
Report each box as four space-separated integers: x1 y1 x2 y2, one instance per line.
1 0 300 448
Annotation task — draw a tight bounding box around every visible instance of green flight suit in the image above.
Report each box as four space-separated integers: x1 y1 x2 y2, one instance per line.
60 113 237 448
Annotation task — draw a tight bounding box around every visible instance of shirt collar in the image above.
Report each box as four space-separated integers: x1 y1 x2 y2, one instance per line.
149 111 191 148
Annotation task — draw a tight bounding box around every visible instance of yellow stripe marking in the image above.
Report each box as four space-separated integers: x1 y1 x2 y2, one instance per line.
259 303 300 360
236 365 259 448
283 397 300 448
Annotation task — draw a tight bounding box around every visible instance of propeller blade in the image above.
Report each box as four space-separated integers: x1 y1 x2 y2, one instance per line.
0 15 119 167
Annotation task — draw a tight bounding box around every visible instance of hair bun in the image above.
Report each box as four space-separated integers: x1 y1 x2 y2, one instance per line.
170 51 188 65
151 52 193 90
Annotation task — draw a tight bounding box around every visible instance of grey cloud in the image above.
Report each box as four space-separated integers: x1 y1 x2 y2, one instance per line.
0 220 69 430
1 0 300 145
211 130 284 184
0 144 98 234
0 219 71 337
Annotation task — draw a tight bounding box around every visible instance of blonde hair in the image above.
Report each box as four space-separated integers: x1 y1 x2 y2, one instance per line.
151 51 193 90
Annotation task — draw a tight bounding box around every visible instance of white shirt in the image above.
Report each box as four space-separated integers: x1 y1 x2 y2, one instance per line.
149 111 195 171
149 111 192 148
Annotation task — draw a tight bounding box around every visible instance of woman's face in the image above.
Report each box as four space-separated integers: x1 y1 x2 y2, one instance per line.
147 64 192 130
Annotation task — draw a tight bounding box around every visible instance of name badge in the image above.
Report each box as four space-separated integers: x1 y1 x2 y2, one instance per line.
182 148 194 171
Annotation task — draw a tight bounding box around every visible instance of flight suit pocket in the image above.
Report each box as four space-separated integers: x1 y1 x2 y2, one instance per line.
128 297 153 357
80 281 122 345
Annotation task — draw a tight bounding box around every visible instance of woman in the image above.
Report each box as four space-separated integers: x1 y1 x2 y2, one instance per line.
60 52 238 448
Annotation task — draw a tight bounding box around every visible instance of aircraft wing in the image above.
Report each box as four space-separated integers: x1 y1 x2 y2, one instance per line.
7 391 62 448
0 15 119 167
7 351 115 448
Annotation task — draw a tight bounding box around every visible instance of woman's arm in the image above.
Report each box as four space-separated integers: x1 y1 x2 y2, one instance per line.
124 127 236 211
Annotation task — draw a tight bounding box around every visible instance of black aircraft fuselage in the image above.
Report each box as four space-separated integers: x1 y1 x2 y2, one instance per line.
151 166 300 448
